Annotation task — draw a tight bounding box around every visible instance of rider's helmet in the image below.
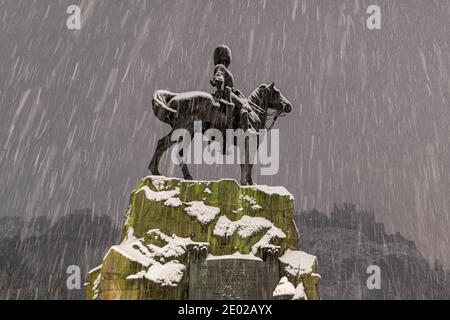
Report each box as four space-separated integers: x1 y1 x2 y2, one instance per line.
213 45 232 68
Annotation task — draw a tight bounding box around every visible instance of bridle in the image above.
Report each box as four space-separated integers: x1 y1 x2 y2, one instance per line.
264 92 287 130
248 85 287 130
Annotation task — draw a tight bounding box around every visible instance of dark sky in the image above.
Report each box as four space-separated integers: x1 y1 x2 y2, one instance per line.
0 0 449 266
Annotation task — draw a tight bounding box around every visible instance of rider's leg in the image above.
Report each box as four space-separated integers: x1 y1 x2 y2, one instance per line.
239 109 258 134
240 109 249 131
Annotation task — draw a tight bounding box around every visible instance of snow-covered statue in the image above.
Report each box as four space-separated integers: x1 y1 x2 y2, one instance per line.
148 45 292 185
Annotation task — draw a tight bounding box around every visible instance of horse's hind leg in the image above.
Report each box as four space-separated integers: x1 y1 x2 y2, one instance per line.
240 164 247 185
178 148 193 180
240 133 251 185
177 124 196 180
148 131 175 175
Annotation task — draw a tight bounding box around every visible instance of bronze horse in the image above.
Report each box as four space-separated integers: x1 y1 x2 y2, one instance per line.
149 82 292 185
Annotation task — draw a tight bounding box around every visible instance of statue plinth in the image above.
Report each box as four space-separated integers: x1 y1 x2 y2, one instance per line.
85 176 320 300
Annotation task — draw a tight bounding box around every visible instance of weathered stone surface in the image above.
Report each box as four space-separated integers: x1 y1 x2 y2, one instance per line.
189 253 279 300
85 176 320 300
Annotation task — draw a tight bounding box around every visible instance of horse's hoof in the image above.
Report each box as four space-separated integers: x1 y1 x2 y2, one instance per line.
184 175 193 181
247 180 255 185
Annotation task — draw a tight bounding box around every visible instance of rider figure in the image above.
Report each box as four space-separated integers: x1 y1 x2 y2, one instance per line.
210 45 257 133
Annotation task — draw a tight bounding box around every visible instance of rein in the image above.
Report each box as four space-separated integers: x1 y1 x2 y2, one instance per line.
248 85 286 131
265 108 285 130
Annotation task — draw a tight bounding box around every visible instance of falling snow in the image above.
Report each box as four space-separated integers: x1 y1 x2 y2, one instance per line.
0 0 449 299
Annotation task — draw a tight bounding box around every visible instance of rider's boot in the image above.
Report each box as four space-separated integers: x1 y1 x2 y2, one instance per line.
240 110 258 136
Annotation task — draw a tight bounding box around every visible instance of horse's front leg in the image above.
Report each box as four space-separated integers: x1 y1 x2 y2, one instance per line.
240 133 253 185
246 140 260 185
246 164 254 185
148 130 175 175
240 164 247 185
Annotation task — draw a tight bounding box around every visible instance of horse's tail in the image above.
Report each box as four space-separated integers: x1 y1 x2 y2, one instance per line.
152 90 177 125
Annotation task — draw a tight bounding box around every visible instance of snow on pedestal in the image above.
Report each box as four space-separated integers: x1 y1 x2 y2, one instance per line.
85 176 320 300
273 277 296 299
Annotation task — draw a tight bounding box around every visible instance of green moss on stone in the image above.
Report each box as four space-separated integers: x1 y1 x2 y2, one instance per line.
88 176 320 300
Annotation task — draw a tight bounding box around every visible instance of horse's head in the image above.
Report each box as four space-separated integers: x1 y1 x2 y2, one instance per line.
263 82 292 114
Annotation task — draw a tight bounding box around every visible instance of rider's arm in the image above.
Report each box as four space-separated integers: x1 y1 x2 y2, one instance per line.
211 67 225 89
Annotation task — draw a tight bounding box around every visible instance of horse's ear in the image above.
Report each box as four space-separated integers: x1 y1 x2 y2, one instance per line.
258 83 268 90
270 82 275 88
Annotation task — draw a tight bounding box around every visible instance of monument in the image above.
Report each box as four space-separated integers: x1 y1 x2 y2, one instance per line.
148 45 291 185
85 46 320 300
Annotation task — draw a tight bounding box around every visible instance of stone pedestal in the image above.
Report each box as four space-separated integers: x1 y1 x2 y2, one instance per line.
85 176 320 300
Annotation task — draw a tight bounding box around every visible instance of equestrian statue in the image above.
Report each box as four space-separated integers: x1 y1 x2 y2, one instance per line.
148 45 292 185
